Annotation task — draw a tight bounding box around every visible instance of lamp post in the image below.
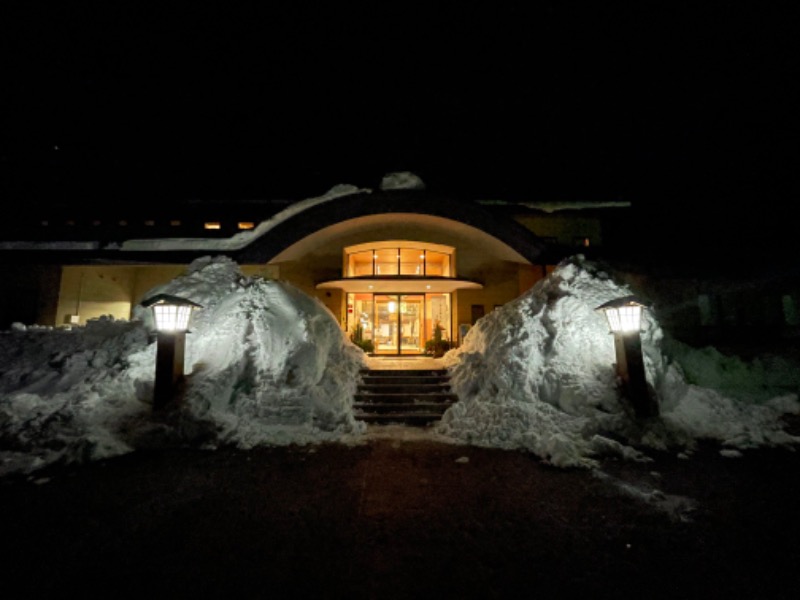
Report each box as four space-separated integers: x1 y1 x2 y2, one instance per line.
595 296 658 419
141 293 202 411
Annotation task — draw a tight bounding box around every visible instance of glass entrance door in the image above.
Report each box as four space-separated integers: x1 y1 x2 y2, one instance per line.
373 294 424 355
399 295 423 354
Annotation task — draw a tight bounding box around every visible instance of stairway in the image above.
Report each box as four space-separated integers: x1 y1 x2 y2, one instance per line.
354 368 458 426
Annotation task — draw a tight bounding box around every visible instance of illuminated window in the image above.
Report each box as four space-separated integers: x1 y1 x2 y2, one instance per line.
400 248 424 275
425 252 451 277
374 249 399 275
170 220 181 227
348 251 374 276
204 222 221 230
344 242 455 278
238 222 255 230
65 219 75 226
118 220 128 226
144 220 155 227
574 236 591 248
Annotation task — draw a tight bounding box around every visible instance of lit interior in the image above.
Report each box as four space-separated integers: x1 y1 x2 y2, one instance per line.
347 292 451 355
345 241 454 278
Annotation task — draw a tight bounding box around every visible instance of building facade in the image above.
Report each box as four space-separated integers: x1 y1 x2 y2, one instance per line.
0 185 626 353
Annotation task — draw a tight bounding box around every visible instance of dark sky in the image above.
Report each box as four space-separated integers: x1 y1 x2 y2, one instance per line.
1 3 798 257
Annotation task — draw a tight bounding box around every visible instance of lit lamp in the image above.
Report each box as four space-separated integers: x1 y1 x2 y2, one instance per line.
141 293 202 411
595 296 658 419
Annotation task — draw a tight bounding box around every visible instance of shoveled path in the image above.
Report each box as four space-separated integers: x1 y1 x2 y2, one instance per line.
1 427 800 598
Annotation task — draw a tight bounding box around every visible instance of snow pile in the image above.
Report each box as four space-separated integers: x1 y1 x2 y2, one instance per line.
0 257 365 477
0 318 153 476
437 256 800 467
380 171 426 191
3 253 798 477
139 256 366 447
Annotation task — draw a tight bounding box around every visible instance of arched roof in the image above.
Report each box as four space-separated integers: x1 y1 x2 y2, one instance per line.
233 190 544 264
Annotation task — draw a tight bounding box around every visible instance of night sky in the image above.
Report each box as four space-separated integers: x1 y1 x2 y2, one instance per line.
2 4 797 264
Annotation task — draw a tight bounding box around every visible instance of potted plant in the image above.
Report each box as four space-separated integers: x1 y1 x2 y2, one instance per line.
350 323 374 353
425 321 451 357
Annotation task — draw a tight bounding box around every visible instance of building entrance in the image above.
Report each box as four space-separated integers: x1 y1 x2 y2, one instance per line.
347 292 451 356
374 294 423 355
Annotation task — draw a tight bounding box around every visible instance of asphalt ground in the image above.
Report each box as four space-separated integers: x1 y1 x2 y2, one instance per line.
1 427 799 599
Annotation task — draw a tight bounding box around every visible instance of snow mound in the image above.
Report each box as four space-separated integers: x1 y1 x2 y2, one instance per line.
380 171 426 191
0 257 366 477
141 257 366 448
437 256 800 467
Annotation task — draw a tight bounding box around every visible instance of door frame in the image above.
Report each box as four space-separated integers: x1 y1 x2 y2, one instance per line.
373 293 425 356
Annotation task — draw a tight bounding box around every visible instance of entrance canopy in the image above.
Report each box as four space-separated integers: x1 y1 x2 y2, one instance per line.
317 277 482 293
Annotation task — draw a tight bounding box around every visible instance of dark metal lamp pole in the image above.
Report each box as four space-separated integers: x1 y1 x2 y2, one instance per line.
141 293 202 412
596 296 658 420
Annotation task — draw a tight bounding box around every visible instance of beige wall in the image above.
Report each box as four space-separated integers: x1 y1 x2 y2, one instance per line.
56 263 283 327
130 265 189 308
241 264 280 280
266 213 539 333
50 213 555 330
52 254 549 333
453 262 549 340
56 265 182 326
58 266 135 326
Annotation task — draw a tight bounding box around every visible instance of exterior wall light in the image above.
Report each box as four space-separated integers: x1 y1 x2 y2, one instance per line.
141 293 202 411
595 296 658 419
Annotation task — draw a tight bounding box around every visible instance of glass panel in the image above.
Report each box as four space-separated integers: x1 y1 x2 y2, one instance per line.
400 249 425 275
374 249 399 275
347 293 374 349
425 293 451 347
425 251 451 277
347 251 374 277
374 295 399 354
399 295 423 354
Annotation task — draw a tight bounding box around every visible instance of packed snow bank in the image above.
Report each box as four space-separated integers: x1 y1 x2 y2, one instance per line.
3 254 799 477
0 257 365 477
437 256 800 467
138 257 366 447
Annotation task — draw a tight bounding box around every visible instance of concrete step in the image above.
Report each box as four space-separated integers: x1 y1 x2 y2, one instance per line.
355 392 458 404
354 401 454 414
361 369 448 377
358 383 451 394
356 412 446 426
361 375 450 386
355 367 458 427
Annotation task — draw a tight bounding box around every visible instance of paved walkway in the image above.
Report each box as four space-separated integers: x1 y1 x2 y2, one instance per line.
4 442 800 597
364 356 446 370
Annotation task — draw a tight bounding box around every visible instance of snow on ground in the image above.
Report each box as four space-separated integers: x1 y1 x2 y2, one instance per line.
0 257 365 477
1 254 799 478
436 256 800 467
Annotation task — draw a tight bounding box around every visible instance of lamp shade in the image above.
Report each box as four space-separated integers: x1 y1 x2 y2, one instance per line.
595 296 647 334
141 293 202 332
